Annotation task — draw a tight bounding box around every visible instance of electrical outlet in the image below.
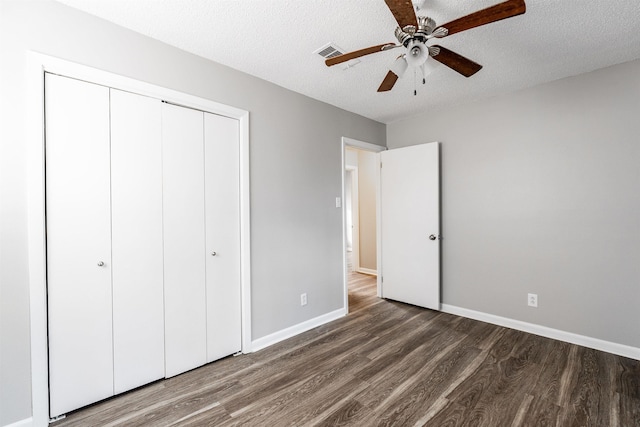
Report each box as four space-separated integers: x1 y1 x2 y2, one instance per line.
528 293 538 308
300 293 307 306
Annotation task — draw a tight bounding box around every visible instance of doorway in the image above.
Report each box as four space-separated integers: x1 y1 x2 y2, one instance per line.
341 138 385 313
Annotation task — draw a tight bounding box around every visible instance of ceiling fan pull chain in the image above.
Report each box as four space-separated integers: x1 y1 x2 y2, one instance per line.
414 68 417 96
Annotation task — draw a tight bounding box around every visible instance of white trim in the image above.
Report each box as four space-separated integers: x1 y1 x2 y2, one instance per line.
4 417 34 427
27 53 49 427
239 109 252 354
341 137 385 314
441 304 640 361
375 153 382 298
27 52 252 426
250 308 347 352
343 137 386 152
355 267 378 276
345 167 360 274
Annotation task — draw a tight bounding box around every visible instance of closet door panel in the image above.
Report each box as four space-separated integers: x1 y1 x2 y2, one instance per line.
110 89 165 393
204 113 242 362
45 74 114 417
162 103 207 377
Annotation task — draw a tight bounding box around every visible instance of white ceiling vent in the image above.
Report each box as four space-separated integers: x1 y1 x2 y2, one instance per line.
315 43 344 59
315 43 360 69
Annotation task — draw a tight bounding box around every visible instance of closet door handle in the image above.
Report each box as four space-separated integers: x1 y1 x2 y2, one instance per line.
211 252 217 257
97 261 105 267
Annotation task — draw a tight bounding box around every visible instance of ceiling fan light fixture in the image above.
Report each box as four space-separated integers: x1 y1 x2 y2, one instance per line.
405 40 428 68
420 56 438 84
390 55 408 78
422 55 439 75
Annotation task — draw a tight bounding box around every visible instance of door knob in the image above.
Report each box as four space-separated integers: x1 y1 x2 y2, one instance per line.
429 235 437 241
97 261 105 267
211 252 217 256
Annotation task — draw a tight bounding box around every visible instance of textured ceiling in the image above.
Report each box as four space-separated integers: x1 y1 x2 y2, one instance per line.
56 0 640 123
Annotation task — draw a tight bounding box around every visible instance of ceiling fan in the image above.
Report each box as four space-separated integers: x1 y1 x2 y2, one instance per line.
325 0 526 93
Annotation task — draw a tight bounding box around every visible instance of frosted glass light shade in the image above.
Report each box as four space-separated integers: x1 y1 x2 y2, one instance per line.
421 55 438 77
390 56 408 77
405 40 428 68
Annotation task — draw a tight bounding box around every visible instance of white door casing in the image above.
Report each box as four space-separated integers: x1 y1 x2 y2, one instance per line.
380 142 440 310
204 113 242 362
341 138 385 311
45 74 114 417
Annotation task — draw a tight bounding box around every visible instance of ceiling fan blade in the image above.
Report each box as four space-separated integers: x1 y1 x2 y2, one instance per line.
435 0 526 37
430 45 482 77
377 71 399 92
384 0 418 30
325 43 396 67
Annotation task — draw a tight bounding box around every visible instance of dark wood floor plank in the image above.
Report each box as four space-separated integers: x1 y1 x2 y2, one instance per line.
521 394 562 427
171 403 231 426
617 393 640 427
224 353 369 422
353 328 471 413
221 331 374 415
366 345 483 427
53 273 640 427
531 339 571 405
617 355 640 399
558 347 615 426
463 355 543 426
313 399 366 427
268 377 369 427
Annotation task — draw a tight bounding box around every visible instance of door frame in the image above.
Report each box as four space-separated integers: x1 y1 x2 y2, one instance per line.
341 137 385 312
26 52 252 425
344 166 359 272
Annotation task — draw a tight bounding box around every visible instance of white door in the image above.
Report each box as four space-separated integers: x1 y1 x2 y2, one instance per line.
110 89 165 393
204 113 242 362
380 142 440 310
46 74 114 417
162 103 207 377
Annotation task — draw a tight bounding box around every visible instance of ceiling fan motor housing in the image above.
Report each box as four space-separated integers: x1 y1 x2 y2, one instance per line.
396 16 436 47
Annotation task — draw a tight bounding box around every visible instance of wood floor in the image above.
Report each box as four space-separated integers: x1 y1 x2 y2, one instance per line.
54 272 640 426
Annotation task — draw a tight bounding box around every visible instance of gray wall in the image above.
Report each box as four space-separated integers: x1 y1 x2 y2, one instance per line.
388 59 640 350
0 1 385 424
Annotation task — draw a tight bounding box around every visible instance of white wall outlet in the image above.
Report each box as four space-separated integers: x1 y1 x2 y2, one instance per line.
335 197 341 208
528 293 538 308
300 293 307 306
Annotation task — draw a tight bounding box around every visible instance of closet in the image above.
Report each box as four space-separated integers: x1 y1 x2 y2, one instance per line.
45 73 241 418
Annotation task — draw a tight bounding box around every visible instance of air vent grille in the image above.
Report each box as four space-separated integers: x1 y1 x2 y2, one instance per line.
315 43 344 59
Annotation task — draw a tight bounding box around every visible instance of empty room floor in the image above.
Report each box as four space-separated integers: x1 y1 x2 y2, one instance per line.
53 273 639 426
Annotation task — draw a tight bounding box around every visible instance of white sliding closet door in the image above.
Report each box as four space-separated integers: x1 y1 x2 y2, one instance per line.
110 89 165 393
46 74 114 417
204 113 242 362
162 103 207 377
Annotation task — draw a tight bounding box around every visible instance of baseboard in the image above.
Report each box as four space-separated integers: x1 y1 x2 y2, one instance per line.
3 417 33 427
441 304 640 360
251 308 347 352
355 267 377 276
